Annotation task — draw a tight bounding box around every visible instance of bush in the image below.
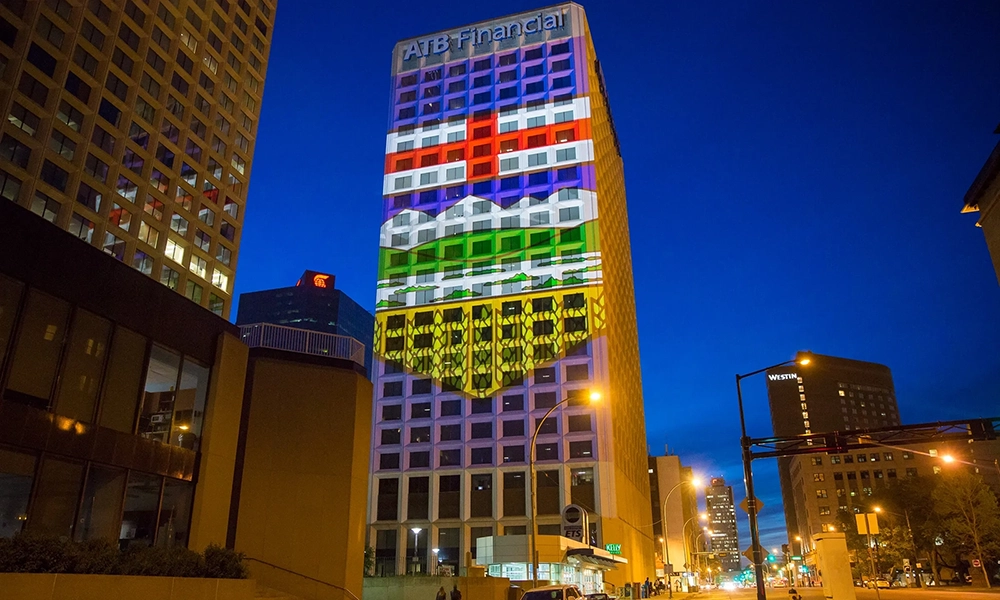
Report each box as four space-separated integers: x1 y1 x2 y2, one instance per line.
203 544 248 579
0 534 247 579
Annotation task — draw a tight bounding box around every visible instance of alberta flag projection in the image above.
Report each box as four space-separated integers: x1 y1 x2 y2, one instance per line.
375 8 609 398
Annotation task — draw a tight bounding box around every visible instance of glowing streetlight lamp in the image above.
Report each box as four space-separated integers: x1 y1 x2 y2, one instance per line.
529 390 601 587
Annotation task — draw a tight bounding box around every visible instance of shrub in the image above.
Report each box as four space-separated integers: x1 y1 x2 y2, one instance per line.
0 534 247 579
203 544 248 579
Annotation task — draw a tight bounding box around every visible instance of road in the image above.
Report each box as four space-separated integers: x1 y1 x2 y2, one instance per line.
686 586 1000 600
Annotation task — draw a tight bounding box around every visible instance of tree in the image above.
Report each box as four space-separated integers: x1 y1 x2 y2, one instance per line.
363 546 375 577
932 471 1000 588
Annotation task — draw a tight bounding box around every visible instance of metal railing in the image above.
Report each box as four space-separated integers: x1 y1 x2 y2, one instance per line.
239 323 366 368
247 557 361 600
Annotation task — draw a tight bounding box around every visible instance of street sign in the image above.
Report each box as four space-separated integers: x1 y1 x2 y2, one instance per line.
739 497 764 513
973 559 982 568
855 513 880 536
791 555 802 561
742 545 766 563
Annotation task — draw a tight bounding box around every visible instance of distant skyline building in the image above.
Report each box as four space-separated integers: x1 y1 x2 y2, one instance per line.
368 3 652 591
963 125 1000 285
766 353 900 552
236 271 375 377
0 0 274 318
704 477 740 573
648 454 698 580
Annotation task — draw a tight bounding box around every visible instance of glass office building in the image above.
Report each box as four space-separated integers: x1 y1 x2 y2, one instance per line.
0 0 274 318
370 3 652 588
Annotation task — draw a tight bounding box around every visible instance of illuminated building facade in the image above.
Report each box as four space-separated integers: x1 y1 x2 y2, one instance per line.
236 271 375 377
0 0 274 318
369 3 652 589
766 354 899 552
704 477 739 572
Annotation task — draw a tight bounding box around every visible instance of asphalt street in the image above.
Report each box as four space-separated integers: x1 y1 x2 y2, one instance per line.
685 586 1000 600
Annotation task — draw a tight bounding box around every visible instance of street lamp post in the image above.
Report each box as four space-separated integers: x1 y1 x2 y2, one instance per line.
410 527 422 575
529 391 601 588
659 477 702 578
874 506 917 587
737 354 811 600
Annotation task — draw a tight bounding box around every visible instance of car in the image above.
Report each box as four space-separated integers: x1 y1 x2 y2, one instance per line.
522 585 586 600
866 579 890 589
584 594 613 600
773 581 787 588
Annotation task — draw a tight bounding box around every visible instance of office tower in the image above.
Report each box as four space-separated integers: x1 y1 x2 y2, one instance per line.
963 126 1000 285
370 3 651 590
766 353 899 552
0 0 274 318
237 270 376 377
704 477 740 572
648 455 698 579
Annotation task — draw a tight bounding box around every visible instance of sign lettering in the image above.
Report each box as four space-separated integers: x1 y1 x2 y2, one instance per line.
767 373 798 381
605 543 621 555
402 11 566 61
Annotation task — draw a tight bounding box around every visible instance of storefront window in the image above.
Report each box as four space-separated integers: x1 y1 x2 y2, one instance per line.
175 359 209 449
120 472 162 549
99 327 147 433
437 527 460 575
54 310 111 422
0 447 35 538
374 529 397 576
138 345 181 445
157 479 193 547
5 290 71 410
28 457 85 538
75 465 126 542
0 276 23 370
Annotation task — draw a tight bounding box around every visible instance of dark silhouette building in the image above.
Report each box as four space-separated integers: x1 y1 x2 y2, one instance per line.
236 271 374 377
766 353 899 552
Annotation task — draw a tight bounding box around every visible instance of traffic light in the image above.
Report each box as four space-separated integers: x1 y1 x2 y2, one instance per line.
767 554 776 562
781 544 789 554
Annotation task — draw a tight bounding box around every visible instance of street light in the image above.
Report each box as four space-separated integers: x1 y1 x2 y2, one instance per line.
659 476 703 578
529 390 601 587
410 527 422 575
737 352 812 600
873 506 916 586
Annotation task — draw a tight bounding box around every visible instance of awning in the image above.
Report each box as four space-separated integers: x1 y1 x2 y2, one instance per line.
565 548 628 570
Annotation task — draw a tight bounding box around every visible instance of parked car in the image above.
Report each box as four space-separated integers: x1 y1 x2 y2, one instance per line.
522 585 586 600
867 579 890 589
584 594 614 600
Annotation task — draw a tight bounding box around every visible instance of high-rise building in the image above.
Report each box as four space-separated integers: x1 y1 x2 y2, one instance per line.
648 455 698 581
236 270 376 377
765 353 899 551
369 3 651 591
704 477 740 572
963 126 1000 285
0 0 274 318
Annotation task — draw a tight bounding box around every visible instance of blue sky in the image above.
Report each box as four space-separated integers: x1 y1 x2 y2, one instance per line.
233 0 1000 555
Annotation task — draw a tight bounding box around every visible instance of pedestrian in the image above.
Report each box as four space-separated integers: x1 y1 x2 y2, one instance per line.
450 584 462 600
436 586 446 600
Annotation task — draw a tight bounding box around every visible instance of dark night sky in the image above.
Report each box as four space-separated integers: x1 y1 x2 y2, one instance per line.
234 1 1000 555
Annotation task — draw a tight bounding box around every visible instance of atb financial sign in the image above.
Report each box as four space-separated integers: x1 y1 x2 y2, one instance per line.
401 9 567 61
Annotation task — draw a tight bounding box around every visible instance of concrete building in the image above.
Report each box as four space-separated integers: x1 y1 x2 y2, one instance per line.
0 198 247 550
648 454 698 579
369 3 652 592
704 477 740 573
236 271 376 377
230 334 373 600
766 353 900 548
0 200 375 600
963 125 1000 285
0 0 274 317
